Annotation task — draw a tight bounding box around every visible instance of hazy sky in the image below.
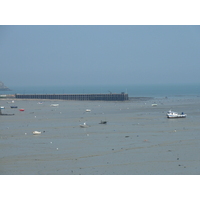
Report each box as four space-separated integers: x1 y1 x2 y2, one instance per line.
1 25 200 87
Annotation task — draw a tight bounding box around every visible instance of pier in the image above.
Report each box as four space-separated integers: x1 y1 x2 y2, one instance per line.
15 93 129 101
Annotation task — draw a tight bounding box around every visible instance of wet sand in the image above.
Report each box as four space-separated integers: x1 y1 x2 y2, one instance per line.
0 97 200 175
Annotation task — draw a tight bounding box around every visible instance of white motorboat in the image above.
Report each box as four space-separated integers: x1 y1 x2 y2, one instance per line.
80 122 89 128
166 110 187 118
33 131 42 135
86 109 91 112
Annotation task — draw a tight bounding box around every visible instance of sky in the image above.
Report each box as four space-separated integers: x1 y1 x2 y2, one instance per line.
1 25 200 87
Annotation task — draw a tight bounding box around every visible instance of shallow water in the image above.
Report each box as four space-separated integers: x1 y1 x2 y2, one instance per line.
0 97 200 175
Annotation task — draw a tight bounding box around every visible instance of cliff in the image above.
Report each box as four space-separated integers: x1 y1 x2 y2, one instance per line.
0 81 11 91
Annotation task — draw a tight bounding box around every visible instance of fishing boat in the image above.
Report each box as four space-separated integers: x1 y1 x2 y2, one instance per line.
166 110 187 118
33 131 42 135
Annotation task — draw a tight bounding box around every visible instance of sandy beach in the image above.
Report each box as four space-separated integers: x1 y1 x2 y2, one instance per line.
0 96 200 175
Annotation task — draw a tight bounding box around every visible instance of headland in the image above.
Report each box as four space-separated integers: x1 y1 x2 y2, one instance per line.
0 81 11 91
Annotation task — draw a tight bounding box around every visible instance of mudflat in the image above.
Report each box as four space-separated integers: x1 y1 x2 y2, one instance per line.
0 97 200 175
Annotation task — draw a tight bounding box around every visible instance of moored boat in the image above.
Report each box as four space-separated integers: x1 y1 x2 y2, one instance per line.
19 108 25 111
10 106 18 108
99 120 107 124
167 110 187 118
7 100 15 103
50 104 59 107
33 131 42 135
80 122 89 128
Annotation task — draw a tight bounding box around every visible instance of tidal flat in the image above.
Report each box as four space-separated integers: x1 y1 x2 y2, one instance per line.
1 97 200 175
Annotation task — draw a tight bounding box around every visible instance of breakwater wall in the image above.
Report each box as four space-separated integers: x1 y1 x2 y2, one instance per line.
15 93 129 101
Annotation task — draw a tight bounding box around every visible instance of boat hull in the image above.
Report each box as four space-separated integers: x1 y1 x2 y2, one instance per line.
50 104 59 107
33 131 42 135
167 115 186 118
11 106 18 108
99 121 107 124
80 122 88 128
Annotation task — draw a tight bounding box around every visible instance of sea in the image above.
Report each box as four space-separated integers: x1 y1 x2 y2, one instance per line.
1 84 200 98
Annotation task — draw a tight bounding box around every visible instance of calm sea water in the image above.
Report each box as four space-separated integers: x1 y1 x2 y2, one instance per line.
1 84 200 98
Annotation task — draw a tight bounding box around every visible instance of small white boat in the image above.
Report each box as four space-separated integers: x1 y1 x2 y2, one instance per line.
166 110 187 118
7 100 14 103
151 104 157 107
86 109 91 112
0 106 5 109
50 104 59 107
33 131 42 135
80 122 89 128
